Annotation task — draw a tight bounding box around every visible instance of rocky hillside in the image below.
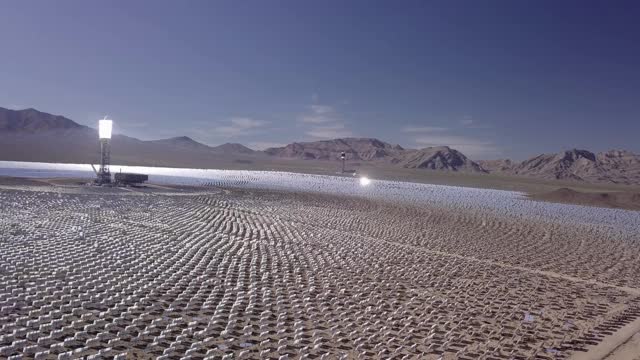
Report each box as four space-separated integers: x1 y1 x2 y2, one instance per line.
481 149 640 184
476 159 515 173
400 146 486 172
595 150 640 184
265 138 404 162
513 149 603 181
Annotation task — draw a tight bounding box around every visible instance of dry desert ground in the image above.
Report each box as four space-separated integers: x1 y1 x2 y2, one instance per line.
0 177 639 359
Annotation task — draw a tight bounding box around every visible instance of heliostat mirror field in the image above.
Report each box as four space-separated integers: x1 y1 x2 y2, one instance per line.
1 168 639 359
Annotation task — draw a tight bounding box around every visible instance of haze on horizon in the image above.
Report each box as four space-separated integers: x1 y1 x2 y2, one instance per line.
1 0 639 160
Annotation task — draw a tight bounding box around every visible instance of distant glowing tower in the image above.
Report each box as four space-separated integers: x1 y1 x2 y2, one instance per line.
96 117 113 184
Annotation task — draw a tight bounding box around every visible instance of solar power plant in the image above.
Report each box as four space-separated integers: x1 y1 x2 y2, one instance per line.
0 174 639 359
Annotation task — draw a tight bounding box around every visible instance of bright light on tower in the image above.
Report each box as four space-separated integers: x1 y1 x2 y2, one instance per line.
99 118 112 139
359 176 371 186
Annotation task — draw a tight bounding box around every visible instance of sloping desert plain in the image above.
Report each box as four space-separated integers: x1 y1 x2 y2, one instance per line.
0 167 639 359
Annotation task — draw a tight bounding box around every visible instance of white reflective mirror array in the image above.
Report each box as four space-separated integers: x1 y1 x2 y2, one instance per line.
0 161 639 358
0 161 638 234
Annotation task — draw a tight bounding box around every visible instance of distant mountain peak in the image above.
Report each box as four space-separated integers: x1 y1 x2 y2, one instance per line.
401 146 486 172
560 148 596 162
421 145 452 152
149 136 214 151
211 143 256 154
0 106 86 133
158 136 203 145
171 136 196 142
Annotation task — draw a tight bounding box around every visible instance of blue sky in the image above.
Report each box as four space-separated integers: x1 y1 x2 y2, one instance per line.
1 0 639 159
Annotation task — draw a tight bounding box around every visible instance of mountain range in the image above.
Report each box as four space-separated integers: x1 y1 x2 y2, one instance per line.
0 107 260 168
264 139 483 172
1 107 639 185
478 149 640 184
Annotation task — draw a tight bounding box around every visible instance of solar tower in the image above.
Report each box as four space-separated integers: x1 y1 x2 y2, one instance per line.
96 117 113 185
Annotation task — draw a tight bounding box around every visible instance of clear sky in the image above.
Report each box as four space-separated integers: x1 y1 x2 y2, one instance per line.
1 0 639 159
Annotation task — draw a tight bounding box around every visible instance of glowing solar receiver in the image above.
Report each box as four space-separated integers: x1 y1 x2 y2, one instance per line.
98 118 112 139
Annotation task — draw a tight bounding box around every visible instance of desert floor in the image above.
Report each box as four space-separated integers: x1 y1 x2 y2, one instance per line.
0 179 639 359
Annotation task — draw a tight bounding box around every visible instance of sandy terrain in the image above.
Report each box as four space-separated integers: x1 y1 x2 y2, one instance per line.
528 188 640 211
603 331 640 360
0 179 639 359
